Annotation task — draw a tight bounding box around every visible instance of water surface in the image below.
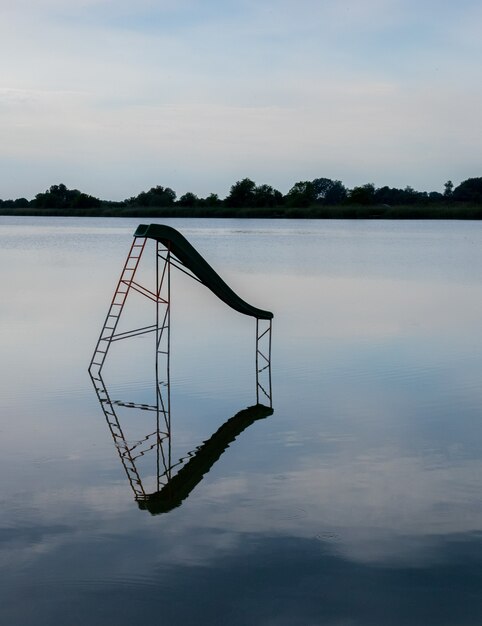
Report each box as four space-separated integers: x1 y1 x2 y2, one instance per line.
1 217 482 625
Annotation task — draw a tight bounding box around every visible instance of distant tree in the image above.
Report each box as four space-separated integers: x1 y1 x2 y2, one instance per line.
452 178 482 202
34 183 101 208
284 181 316 207
225 178 257 207
197 193 223 208
73 193 102 208
177 192 198 207
35 183 69 208
131 185 176 207
374 185 428 205
348 183 375 205
252 184 283 207
325 181 347 205
311 178 347 204
13 197 30 208
204 193 222 207
403 186 426 205
374 186 400 205
444 180 454 197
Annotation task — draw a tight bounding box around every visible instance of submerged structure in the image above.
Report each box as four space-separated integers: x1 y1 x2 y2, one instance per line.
89 224 274 511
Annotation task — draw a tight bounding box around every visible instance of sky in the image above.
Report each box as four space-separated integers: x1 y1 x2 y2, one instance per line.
1 0 482 200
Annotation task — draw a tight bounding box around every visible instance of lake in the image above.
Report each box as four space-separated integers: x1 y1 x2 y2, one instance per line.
1 216 482 625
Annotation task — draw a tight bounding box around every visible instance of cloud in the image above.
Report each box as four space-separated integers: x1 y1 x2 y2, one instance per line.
1 0 481 197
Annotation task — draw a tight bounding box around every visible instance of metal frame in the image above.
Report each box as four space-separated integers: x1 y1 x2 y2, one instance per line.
89 237 174 495
89 233 274 507
256 318 273 407
155 241 171 487
90 234 272 408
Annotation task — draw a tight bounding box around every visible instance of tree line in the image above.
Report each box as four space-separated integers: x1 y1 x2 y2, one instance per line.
2 177 482 211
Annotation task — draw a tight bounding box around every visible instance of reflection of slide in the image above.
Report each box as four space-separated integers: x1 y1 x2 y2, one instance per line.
138 403 273 515
134 224 273 320
90 368 273 515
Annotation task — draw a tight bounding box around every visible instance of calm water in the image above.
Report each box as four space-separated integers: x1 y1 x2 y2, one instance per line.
1 217 482 625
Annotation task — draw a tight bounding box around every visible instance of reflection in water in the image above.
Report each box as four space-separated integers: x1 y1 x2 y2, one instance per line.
139 403 272 514
90 371 272 514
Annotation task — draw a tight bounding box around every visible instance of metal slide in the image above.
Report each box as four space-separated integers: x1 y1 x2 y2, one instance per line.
134 224 273 320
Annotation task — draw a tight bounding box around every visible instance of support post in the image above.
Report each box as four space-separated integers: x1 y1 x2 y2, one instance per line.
156 241 172 488
256 318 272 407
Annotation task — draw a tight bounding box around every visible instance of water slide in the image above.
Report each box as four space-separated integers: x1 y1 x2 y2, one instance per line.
138 403 273 515
135 224 273 320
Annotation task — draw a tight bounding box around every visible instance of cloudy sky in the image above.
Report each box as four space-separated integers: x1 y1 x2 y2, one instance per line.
1 0 482 200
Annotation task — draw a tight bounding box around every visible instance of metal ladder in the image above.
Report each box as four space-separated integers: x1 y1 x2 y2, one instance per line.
91 374 147 499
89 237 147 375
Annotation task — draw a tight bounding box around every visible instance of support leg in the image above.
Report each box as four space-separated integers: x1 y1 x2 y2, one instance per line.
256 318 272 407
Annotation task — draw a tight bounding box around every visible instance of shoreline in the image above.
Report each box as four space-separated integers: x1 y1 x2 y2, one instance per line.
2 204 482 220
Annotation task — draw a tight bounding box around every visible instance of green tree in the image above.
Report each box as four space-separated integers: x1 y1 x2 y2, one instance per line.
348 183 375 205
13 197 30 208
311 178 346 204
34 183 101 208
177 192 198 207
204 193 222 207
253 184 283 207
284 181 316 207
453 177 482 202
130 185 176 207
225 178 256 207
444 180 454 197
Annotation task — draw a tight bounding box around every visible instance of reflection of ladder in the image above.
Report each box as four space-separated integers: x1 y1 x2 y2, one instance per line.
89 237 147 373
91 375 146 499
